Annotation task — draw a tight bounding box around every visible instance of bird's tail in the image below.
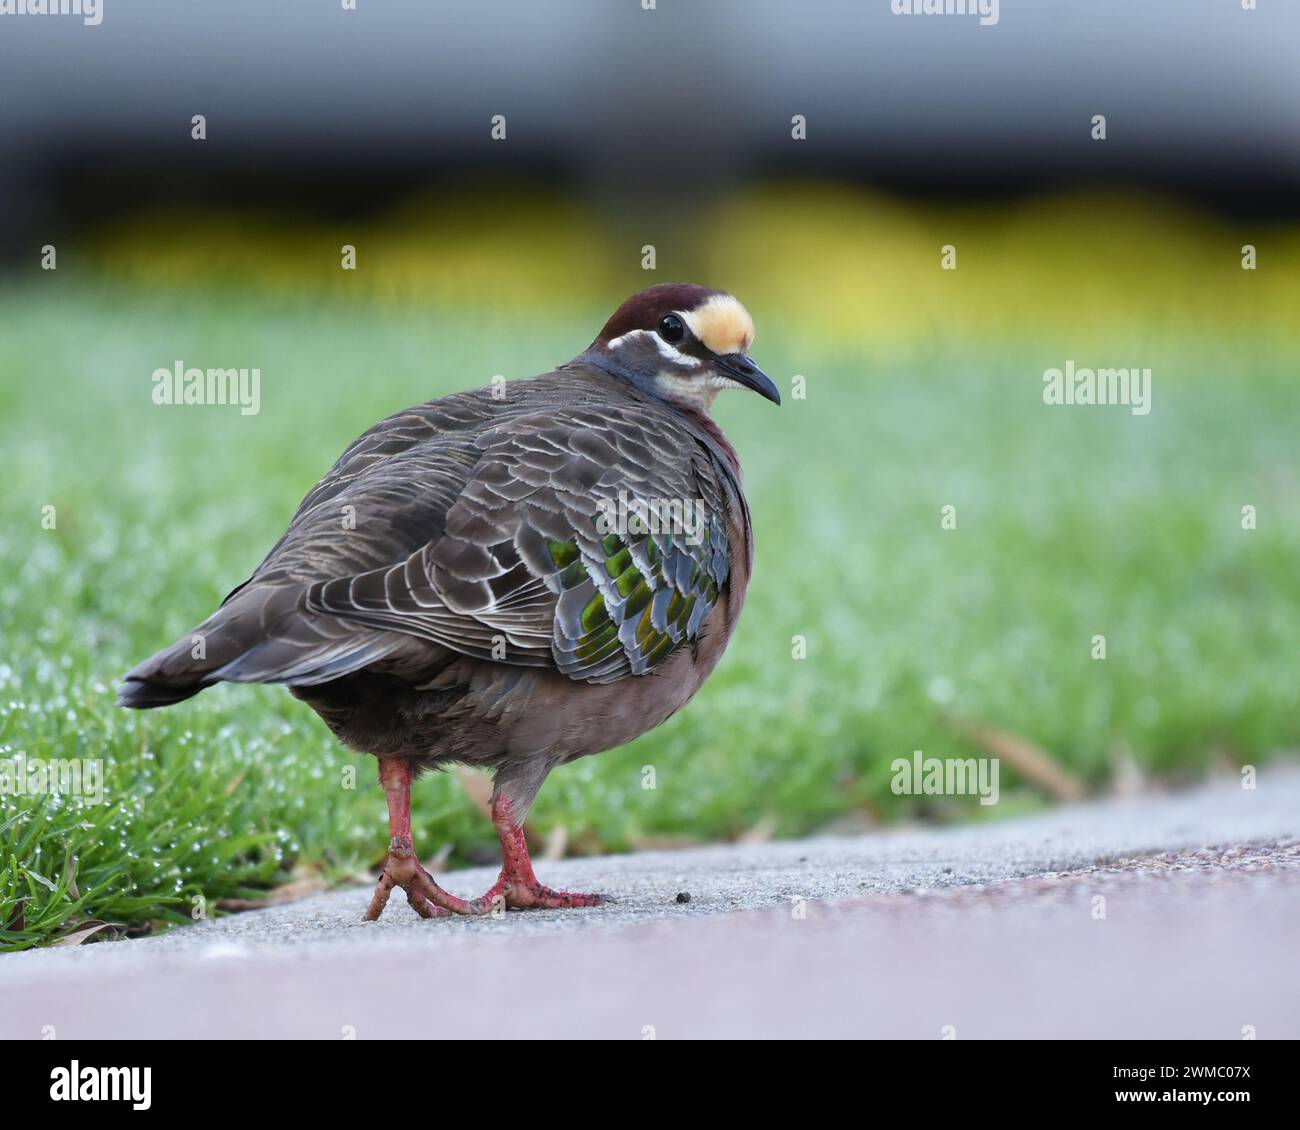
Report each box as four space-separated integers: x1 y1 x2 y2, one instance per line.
116 670 207 709
116 586 281 709
116 584 409 709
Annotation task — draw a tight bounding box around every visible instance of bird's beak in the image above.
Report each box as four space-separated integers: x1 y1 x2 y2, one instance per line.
717 353 781 405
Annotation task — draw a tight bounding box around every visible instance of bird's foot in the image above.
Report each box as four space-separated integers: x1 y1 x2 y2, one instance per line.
363 838 485 921
469 791 612 911
473 876 609 912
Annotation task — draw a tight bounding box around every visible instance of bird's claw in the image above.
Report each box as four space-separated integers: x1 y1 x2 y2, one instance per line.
363 839 486 921
507 883 608 909
472 876 610 912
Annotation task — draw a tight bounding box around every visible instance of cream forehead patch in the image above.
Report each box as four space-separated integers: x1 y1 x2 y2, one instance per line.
682 294 754 356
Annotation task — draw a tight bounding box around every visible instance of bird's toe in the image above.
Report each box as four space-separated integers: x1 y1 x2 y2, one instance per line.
362 846 484 921
503 882 609 910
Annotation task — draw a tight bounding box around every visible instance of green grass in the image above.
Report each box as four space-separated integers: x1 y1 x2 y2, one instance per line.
1 276 1297 951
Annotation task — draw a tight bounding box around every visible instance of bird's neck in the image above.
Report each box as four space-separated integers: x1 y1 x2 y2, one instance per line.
678 405 742 477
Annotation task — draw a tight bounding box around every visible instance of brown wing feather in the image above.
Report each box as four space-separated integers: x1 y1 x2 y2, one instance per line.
120 368 739 703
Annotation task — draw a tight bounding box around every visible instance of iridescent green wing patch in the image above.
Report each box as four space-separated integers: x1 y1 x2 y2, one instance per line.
549 512 729 682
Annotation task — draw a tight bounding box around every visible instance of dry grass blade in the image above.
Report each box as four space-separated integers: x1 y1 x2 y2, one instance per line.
54 920 118 947
216 873 328 911
952 718 1086 802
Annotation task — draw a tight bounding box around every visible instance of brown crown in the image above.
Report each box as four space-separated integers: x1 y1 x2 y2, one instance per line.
593 283 724 345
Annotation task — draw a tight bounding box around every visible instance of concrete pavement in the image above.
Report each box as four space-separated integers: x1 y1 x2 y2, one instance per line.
2 767 1298 1038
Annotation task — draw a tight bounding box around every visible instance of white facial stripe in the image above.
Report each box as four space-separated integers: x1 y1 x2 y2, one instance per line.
605 328 650 351
655 336 701 368
681 294 754 356
606 327 702 368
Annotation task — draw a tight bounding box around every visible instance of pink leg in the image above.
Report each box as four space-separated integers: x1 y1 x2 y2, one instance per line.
363 758 486 921
472 793 607 911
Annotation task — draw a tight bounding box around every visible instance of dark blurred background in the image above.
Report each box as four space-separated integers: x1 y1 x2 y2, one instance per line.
3 0 1299 262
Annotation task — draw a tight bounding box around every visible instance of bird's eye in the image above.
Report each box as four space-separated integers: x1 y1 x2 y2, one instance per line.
658 314 686 344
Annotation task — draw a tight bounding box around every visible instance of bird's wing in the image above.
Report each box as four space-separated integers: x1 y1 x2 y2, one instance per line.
240 394 500 589
300 398 736 684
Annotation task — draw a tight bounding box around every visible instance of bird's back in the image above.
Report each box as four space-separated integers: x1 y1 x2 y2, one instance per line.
118 365 751 714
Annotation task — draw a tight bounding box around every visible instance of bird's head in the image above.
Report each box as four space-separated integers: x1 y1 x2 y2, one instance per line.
583 283 781 413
